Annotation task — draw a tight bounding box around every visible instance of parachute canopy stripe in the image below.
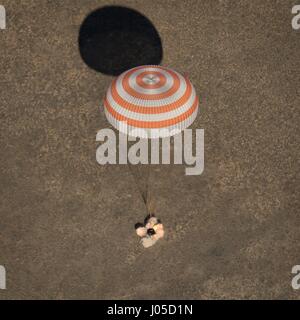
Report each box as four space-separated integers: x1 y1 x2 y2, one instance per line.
104 95 198 128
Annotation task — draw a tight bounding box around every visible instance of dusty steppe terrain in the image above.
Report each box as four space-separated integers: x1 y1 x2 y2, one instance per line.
0 0 299 299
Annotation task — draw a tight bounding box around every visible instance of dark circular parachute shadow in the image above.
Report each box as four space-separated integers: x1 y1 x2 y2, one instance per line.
79 6 163 76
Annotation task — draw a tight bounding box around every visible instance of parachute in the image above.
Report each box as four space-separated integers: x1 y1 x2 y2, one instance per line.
104 65 199 139
102 65 199 245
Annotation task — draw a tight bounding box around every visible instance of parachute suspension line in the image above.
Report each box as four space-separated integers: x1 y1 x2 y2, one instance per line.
145 164 153 217
128 163 152 216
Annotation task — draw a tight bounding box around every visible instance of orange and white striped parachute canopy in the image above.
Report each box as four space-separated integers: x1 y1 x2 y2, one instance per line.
103 65 199 139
